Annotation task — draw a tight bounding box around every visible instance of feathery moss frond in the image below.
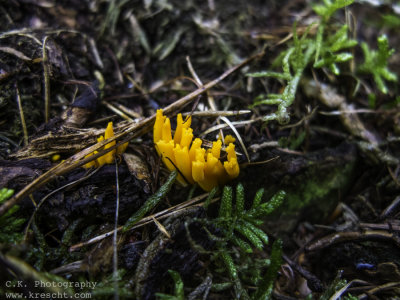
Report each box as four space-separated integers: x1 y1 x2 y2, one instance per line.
0 188 25 244
358 35 397 94
202 184 285 299
247 0 356 124
123 171 177 232
155 270 185 300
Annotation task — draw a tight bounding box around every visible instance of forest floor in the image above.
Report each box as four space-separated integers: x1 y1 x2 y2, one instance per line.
0 1 399 299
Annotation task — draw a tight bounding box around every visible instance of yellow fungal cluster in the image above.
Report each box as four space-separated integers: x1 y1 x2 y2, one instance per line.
83 122 128 168
153 109 239 191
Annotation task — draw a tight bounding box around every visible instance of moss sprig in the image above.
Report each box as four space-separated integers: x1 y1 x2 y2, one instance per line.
358 35 397 94
247 0 356 124
215 185 285 253
123 170 177 232
210 184 285 299
155 270 185 300
312 0 354 21
0 188 25 244
313 24 357 74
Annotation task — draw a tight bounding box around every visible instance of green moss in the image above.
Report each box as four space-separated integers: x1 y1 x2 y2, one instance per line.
0 188 26 244
283 158 356 221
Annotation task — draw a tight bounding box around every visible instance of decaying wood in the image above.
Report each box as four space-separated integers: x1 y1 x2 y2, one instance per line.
11 129 103 159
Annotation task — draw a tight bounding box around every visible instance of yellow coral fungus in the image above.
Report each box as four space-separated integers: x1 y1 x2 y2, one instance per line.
174 113 192 145
83 122 129 168
217 134 236 145
153 109 240 191
154 109 166 146
224 143 240 178
224 135 236 145
103 122 116 164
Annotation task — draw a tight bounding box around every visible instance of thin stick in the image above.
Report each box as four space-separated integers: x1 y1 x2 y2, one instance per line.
186 56 202 86
103 100 135 121
0 51 262 216
358 282 400 300
220 116 250 162
42 36 50 123
115 103 142 119
240 156 279 167
182 110 251 117
186 56 224 140
69 192 210 251
88 37 104 69
15 84 28 146
330 279 366 300
200 120 257 136
113 160 120 300
186 56 251 161
0 46 31 61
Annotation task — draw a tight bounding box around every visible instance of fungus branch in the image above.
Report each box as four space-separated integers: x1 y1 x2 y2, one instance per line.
153 110 240 191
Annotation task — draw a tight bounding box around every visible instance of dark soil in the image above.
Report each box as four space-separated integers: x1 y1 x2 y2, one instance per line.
0 1 399 299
